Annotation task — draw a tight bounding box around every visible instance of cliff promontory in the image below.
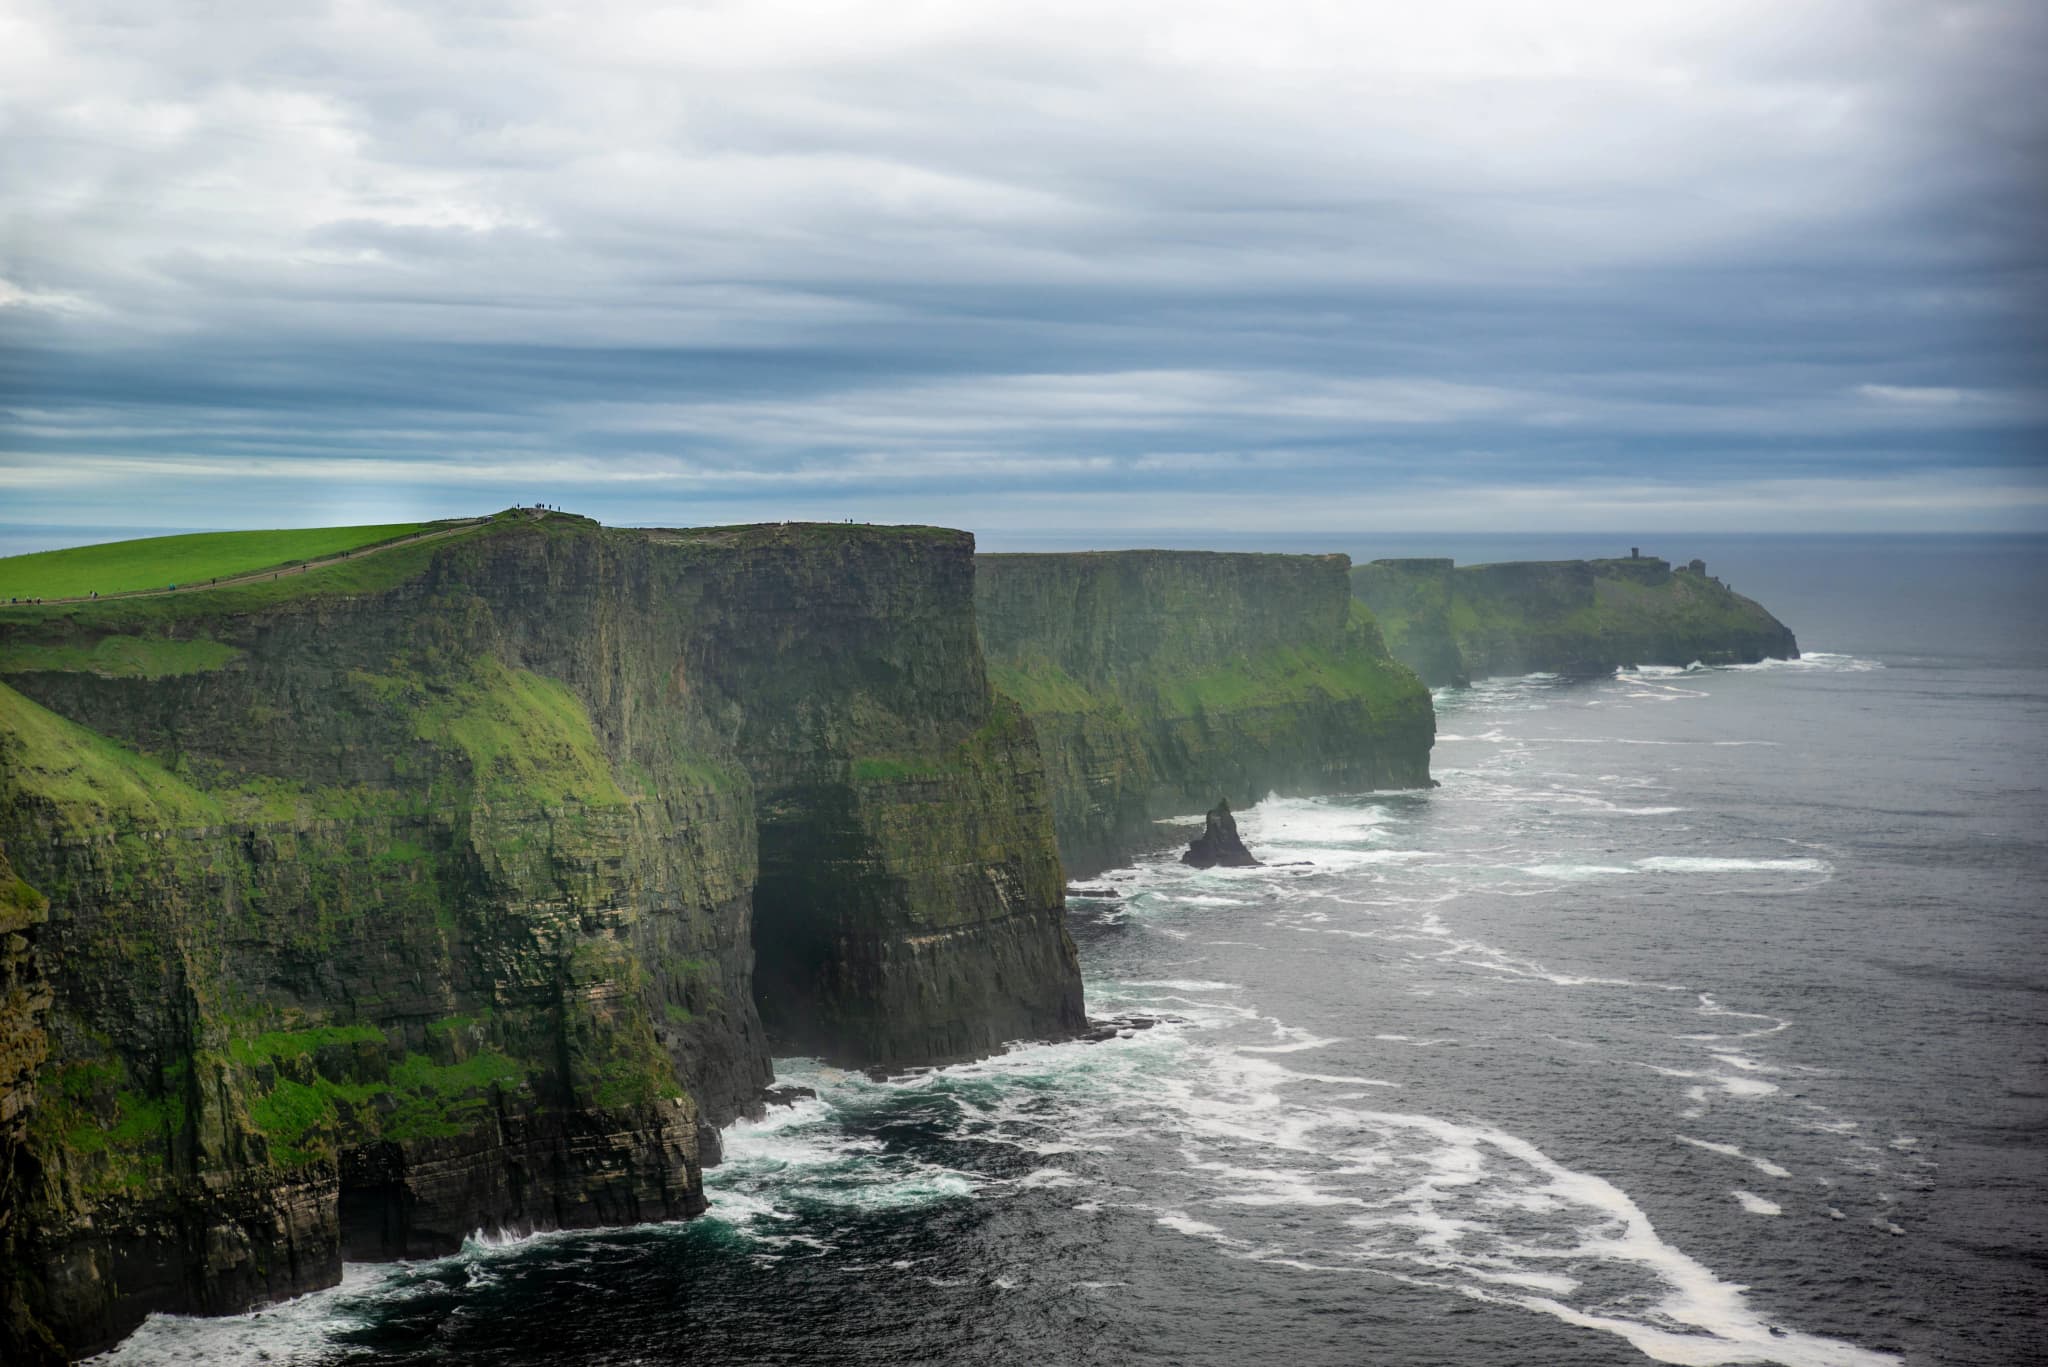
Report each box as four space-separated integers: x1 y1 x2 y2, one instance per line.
1350 554 1798 687
0 512 1081 1359
976 551 1434 874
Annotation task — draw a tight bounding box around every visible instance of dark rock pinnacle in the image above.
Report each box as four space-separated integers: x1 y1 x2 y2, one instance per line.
1181 800 1263 869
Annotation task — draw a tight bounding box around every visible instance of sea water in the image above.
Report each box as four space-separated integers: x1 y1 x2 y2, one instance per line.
92 536 2048 1366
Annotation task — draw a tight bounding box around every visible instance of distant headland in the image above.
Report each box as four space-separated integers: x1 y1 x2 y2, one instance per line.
1350 550 1799 686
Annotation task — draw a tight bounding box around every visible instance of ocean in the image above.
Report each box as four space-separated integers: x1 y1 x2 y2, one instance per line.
91 534 2048 1367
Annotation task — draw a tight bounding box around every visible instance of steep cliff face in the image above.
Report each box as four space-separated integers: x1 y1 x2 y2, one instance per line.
1352 555 1799 686
1 842 57 1365
0 513 1081 1356
976 551 1434 875
646 525 1082 1068
1344 559 1469 687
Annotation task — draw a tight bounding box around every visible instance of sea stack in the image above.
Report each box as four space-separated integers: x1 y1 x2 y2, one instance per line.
1183 800 1262 868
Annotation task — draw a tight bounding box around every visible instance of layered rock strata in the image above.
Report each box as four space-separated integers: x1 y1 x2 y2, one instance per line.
1351 554 1799 687
0 513 1082 1357
976 551 1435 875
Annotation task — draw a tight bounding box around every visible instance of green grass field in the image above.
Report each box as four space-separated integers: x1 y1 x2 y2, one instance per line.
0 523 429 600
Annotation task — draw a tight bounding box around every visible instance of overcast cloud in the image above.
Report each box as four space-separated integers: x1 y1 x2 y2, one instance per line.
1 0 2043 538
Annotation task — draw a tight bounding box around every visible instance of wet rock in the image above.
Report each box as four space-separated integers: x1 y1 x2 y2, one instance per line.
1081 1012 1178 1044
758 1085 817 1109
1181 800 1262 869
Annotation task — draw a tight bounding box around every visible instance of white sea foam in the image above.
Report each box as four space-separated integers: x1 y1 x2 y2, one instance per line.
1640 1064 1783 1099
708 1084 985 1225
1519 862 1635 880
1636 856 1832 875
1682 994 1791 1041
84 1265 391 1366
1423 924 1686 989
1237 1034 1344 1054
1732 1190 1783 1215
1727 652 1883 674
1157 1211 1232 1239
1549 737 1782 747
87 1224 666 1365
1679 1136 1794 1179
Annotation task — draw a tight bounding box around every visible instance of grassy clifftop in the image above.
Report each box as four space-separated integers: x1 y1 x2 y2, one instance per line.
1352 554 1800 686
977 550 1434 873
0 523 447 600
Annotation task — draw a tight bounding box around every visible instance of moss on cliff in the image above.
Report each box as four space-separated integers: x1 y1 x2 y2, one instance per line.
0 682 221 829
0 636 242 679
405 660 630 808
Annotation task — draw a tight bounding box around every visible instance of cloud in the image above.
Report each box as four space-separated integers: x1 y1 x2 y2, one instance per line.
1856 383 1977 405
0 0 2042 535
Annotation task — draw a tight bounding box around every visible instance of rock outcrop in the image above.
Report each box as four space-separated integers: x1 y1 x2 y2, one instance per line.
976 550 1434 874
0 513 1082 1357
1181 802 1261 869
1351 554 1799 687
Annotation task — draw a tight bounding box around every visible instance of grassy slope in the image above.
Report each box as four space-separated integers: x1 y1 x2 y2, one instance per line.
0 680 222 829
0 522 497 634
0 523 428 599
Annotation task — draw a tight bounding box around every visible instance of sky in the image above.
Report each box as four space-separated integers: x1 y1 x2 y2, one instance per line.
1 0 2044 544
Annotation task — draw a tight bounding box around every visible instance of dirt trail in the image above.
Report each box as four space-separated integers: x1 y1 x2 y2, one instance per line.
20 517 492 607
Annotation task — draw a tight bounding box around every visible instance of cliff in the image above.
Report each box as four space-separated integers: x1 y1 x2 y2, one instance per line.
0 512 1082 1359
1350 554 1799 687
975 551 1434 875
